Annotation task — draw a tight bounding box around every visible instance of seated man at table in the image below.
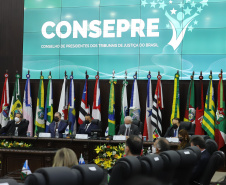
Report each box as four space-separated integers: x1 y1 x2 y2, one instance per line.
118 116 140 136
48 112 68 138
0 113 28 136
164 118 181 137
77 114 100 136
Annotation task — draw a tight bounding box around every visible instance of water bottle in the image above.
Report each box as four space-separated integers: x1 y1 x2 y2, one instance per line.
147 147 151 154
15 127 18 137
55 129 59 138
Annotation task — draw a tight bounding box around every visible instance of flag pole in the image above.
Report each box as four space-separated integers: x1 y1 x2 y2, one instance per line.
112 69 115 79
125 70 127 81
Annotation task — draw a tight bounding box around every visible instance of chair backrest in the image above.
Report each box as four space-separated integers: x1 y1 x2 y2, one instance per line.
91 119 102 131
180 122 191 130
109 156 141 185
190 135 211 141
140 154 164 177
205 139 218 155
173 149 198 185
72 164 104 185
25 167 80 185
158 150 181 183
132 120 143 135
199 151 225 185
185 146 201 159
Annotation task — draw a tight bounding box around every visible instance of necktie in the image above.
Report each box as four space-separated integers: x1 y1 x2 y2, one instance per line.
126 128 129 136
55 122 58 132
174 129 177 137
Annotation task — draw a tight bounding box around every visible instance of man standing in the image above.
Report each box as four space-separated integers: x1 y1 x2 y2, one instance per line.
190 136 211 184
164 118 181 137
48 112 68 138
118 116 140 136
77 114 100 136
0 113 28 136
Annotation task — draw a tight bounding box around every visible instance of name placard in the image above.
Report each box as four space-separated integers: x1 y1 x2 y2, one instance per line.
39 133 51 138
113 135 126 141
166 137 179 143
75 134 88 139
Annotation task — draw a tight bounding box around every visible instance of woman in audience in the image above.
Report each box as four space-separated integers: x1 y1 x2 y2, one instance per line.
178 129 190 150
53 148 78 168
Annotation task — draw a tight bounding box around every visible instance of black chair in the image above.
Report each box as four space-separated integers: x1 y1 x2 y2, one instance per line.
173 149 198 185
91 119 102 131
72 164 104 185
185 146 201 159
0 179 18 185
197 151 225 185
24 167 80 185
180 121 195 135
205 139 218 155
109 156 141 185
190 135 211 141
140 154 164 177
158 150 181 184
132 120 143 135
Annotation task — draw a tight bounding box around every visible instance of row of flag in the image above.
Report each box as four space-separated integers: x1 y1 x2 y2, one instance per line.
0 70 225 150
170 71 226 150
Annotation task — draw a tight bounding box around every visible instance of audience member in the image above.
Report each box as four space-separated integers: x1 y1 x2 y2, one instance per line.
152 137 170 154
178 129 190 149
52 148 78 168
48 112 68 138
118 116 140 136
77 114 100 136
125 135 143 157
164 118 181 137
0 113 28 136
190 136 211 184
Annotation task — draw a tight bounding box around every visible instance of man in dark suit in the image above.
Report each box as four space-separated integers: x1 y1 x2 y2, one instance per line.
77 114 100 136
0 113 28 136
125 135 143 157
190 136 211 184
118 116 140 136
164 118 181 137
48 112 68 138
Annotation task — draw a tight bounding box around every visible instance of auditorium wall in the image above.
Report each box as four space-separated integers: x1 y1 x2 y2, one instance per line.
0 0 223 135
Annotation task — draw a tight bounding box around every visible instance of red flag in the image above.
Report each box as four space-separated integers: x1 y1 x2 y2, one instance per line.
195 74 205 135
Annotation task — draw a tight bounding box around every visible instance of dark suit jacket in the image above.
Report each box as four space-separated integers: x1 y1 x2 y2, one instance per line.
0 119 28 137
48 120 68 138
118 124 140 136
164 126 182 137
77 122 99 136
191 149 211 182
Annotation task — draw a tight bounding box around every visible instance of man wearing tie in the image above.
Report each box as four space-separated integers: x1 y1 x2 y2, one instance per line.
48 112 68 138
118 116 140 136
77 114 100 136
164 118 181 137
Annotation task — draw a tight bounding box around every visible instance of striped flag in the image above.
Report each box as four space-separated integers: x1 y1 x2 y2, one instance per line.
120 79 128 125
0 73 10 127
34 74 45 136
58 75 68 120
184 73 195 123
195 74 205 135
202 73 215 139
170 72 180 124
143 73 153 141
108 79 117 136
78 74 90 125
44 74 53 132
92 74 101 120
9 74 22 120
129 73 140 121
215 72 226 149
151 74 164 138
68 74 76 134
23 73 33 136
